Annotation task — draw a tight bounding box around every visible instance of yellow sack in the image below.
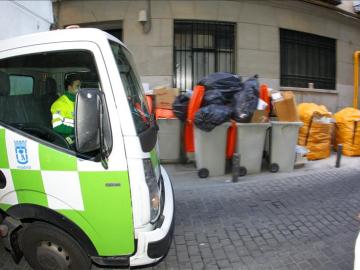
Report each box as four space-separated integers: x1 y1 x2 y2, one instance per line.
334 108 360 156
298 103 334 160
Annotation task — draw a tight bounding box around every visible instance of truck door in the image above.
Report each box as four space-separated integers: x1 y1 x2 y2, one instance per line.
0 42 135 256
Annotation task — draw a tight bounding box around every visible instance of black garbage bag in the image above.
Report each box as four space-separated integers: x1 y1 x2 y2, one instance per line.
172 94 190 121
232 75 259 123
202 90 226 106
198 72 242 101
194 104 233 132
198 72 242 89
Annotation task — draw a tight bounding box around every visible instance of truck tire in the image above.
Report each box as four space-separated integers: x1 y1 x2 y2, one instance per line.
20 222 91 270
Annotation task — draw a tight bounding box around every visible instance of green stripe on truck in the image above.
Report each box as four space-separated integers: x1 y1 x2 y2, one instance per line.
60 171 135 256
11 169 48 206
39 144 77 171
150 148 159 167
0 203 11 211
0 128 9 168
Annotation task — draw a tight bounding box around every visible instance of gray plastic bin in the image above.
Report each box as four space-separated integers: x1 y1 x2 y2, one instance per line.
236 123 270 176
268 121 303 172
157 118 181 163
194 123 230 178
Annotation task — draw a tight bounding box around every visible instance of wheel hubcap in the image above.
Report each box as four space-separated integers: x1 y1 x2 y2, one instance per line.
36 241 71 270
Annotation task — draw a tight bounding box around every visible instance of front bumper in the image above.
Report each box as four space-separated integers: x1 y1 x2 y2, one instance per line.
355 233 360 270
130 165 175 267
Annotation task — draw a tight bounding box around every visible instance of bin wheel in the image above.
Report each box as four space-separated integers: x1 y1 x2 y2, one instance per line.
270 163 279 173
198 168 209 178
238 167 247 177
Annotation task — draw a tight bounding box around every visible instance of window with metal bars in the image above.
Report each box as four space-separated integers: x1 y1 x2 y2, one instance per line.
280 29 336 90
174 20 235 90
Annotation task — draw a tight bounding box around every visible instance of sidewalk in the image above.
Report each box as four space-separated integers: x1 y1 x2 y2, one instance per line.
166 153 360 190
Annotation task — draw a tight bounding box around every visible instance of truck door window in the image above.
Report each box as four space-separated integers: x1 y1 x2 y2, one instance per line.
0 50 106 158
9 75 34 95
109 41 151 134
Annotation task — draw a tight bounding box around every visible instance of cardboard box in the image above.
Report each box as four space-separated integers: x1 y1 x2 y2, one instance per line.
154 87 180 110
273 91 300 122
251 110 269 123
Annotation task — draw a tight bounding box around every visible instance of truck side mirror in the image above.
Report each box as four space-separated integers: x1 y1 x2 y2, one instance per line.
75 89 102 153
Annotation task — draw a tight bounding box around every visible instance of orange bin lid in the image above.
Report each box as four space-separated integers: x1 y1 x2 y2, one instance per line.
184 85 205 153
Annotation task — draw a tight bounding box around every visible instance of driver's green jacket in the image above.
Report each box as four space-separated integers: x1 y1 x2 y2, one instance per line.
50 92 75 137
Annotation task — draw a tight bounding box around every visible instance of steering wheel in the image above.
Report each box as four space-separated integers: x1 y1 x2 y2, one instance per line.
12 123 72 150
40 126 73 150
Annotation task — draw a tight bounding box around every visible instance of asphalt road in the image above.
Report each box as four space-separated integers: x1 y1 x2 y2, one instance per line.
1 165 360 270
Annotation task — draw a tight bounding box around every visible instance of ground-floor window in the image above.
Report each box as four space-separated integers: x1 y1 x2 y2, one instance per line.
174 20 235 90
280 28 336 90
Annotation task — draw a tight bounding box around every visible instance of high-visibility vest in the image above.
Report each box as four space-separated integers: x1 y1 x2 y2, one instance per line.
51 94 75 136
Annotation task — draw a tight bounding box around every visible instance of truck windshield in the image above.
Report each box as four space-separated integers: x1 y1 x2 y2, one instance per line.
109 41 151 134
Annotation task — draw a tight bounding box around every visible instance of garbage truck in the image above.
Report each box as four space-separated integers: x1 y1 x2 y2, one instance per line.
0 28 174 269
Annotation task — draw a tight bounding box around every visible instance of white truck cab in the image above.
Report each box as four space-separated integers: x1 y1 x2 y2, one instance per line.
0 28 174 269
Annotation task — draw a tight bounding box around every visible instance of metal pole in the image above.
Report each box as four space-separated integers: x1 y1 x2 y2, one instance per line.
354 51 359 109
336 144 343 168
232 153 239 182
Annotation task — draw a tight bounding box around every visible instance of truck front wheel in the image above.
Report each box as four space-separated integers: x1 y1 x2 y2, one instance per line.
20 222 91 270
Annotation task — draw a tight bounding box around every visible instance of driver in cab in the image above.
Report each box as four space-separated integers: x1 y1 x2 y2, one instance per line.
51 73 81 146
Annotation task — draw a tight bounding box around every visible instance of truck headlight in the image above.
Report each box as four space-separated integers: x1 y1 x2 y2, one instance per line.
143 159 161 223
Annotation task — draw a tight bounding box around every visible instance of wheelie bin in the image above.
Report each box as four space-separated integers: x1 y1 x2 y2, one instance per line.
157 118 182 163
194 122 230 178
268 121 303 172
236 123 270 176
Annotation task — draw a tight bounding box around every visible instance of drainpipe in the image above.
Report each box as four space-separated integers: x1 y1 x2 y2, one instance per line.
354 51 360 109
143 0 152 34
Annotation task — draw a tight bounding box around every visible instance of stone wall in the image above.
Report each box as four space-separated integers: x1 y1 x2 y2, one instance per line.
56 0 360 112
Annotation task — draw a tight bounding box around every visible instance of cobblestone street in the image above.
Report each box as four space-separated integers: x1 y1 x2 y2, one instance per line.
1 165 360 270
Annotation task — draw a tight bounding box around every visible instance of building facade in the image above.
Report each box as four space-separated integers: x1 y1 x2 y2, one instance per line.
54 0 360 112
0 0 53 40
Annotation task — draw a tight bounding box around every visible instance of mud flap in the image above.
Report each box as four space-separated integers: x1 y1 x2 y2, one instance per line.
1 217 23 264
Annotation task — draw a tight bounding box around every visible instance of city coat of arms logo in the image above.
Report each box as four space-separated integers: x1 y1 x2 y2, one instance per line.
14 140 29 165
